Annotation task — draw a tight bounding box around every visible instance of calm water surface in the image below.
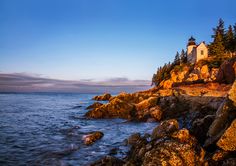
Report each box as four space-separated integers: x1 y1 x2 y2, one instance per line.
0 93 157 166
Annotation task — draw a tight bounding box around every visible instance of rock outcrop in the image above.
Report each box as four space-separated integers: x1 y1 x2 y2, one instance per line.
216 58 236 84
83 131 104 145
86 102 103 110
217 119 236 151
86 75 236 166
204 80 236 148
93 93 112 101
157 58 236 89
125 120 206 166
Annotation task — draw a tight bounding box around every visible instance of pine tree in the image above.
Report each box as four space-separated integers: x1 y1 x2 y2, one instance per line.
233 23 236 53
209 18 226 56
225 25 234 53
209 31 225 56
212 18 225 43
180 49 187 64
174 51 180 65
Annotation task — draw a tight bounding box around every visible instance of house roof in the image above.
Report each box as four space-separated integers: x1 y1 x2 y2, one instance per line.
196 41 207 48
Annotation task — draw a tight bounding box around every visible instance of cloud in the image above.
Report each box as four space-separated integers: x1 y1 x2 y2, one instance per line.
0 73 151 93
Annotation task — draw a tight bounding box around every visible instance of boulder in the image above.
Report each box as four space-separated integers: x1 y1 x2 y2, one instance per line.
212 150 229 162
109 92 151 104
200 65 210 79
93 93 111 101
85 98 135 119
216 58 236 84
124 120 207 165
90 156 124 166
186 73 199 82
217 119 236 151
142 129 206 166
190 115 215 144
151 119 179 140
205 82 236 147
126 133 142 146
83 131 104 145
135 97 158 111
171 128 190 143
150 106 162 121
228 80 236 107
86 102 103 110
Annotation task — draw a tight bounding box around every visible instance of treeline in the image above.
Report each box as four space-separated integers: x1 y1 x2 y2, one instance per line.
209 18 236 56
151 49 187 86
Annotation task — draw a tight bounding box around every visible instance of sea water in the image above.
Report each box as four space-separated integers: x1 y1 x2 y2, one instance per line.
0 93 157 166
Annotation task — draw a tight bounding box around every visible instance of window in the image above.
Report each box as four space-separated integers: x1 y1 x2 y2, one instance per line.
201 50 204 55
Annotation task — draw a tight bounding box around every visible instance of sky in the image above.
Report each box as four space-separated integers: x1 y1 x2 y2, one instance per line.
0 0 235 92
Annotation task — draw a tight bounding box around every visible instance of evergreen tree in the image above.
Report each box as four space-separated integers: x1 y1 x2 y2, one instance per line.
234 23 236 53
212 18 225 43
174 51 180 65
180 49 187 64
209 19 226 56
225 25 234 53
209 31 225 56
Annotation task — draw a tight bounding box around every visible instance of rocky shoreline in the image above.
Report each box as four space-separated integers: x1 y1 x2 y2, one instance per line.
86 81 235 166
84 58 236 165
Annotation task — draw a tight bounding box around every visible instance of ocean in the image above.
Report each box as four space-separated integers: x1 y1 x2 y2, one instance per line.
0 93 157 166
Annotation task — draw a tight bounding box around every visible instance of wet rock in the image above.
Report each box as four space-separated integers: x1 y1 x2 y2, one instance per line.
86 102 103 110
217 119 236 151
151 119 179 140
126 133 141 146
90 156 124 166
93 93 112 101
72 105 82 109
83 131 104 145
108 148 118 155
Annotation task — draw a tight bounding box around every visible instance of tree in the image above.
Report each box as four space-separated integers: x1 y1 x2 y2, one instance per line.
234 23 236 53
180 49 187 64
212 18 225 44
209 18 226 56
209 31 225 56
174 51 180 65
225 25 234 53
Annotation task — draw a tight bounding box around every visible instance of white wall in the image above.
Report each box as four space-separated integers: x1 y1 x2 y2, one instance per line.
196 43 208 62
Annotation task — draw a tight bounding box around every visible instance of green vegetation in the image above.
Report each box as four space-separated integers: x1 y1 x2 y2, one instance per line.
209 19 236 56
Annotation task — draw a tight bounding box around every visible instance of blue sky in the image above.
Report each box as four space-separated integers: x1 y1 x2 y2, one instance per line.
0 0 235 83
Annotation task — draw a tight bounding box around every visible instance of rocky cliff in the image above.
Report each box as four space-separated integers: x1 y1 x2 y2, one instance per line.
160 57 236 89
